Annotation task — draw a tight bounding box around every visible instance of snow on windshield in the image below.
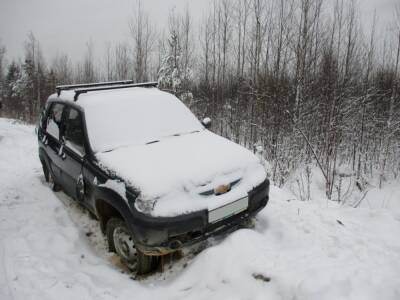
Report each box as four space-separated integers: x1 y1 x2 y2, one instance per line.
80 88 203 153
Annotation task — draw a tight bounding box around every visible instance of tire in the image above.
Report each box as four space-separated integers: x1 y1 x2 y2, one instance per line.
106 217 160 275
41 160 61 192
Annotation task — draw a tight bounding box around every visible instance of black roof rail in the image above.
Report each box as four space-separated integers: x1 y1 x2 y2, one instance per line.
73 81 158 101
56 80 134 96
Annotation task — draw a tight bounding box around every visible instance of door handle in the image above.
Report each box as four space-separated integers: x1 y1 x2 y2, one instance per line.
58 144 66 160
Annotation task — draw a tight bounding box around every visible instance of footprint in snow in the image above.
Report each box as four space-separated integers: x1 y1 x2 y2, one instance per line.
252 273 271 282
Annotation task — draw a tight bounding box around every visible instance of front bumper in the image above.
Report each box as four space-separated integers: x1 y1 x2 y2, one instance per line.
127 179 270 255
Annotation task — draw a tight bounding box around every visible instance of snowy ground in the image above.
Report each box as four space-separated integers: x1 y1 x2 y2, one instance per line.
1 118 400 300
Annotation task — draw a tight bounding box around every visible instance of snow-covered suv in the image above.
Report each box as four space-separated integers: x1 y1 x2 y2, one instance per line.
37 81 269 274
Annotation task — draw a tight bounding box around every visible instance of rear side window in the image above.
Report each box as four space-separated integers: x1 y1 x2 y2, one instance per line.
64 108 85 155
46 103 65 140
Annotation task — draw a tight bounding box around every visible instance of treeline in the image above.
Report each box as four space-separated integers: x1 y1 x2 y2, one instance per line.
1 0 399 200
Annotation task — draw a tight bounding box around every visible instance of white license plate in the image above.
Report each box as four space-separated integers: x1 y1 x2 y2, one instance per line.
208 196 248 223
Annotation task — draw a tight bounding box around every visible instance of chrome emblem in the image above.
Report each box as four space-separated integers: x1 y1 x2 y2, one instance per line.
214 184 231 195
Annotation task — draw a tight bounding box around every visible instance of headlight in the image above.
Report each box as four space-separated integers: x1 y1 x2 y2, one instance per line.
134 197 157 214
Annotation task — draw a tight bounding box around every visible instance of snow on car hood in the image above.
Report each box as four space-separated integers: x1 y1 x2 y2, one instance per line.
96 130 266 217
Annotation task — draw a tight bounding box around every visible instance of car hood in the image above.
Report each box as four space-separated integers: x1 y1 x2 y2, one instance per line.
96 130 266 217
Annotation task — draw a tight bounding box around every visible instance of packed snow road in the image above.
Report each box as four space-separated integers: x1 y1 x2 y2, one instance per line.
1 118 400 300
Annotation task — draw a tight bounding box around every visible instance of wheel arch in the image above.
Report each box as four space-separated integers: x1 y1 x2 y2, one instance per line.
93 187 133 234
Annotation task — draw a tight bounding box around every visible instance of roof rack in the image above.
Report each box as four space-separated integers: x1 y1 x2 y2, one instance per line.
73 81 158 101
56 80 134 96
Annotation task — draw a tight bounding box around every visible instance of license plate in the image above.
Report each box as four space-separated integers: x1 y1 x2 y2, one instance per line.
208 196 248 223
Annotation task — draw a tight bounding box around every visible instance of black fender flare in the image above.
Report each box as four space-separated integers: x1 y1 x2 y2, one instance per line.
38 147 52 181
92 186 137 235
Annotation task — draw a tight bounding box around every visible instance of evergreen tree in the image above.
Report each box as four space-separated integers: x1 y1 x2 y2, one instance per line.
4 61 24 118
158 32 193 106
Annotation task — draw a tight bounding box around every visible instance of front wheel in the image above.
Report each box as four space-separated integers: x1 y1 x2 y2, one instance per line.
106 218 160 275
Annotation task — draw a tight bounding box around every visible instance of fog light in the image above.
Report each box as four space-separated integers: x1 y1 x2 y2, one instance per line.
169 239 182 250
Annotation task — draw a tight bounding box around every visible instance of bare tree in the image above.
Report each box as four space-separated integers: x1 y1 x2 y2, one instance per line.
115 43 130 80
129 0 155 82
83 40 96 83
104 42 114 81
52 53 72 84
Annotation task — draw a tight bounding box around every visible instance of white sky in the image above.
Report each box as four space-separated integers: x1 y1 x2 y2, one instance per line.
0 0 398 63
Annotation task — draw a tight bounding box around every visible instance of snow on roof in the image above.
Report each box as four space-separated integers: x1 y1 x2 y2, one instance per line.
48 86 164 106
48 87 204 153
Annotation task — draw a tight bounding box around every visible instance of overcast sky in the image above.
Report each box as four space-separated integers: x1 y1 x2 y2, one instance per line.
0 0 398 63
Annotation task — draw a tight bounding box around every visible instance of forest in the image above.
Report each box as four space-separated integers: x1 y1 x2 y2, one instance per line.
0 0 399 202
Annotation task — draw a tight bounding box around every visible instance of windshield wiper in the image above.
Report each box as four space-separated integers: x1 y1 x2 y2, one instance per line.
145 130 200 145
170 130 200 137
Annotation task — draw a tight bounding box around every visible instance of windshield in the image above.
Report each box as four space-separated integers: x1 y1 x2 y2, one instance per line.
81 88 204 153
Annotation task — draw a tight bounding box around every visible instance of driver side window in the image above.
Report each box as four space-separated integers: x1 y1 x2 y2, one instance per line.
64 108 85 156
46 103 65 140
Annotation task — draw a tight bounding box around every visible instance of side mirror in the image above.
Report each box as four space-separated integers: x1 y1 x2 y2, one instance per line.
202 117 212 129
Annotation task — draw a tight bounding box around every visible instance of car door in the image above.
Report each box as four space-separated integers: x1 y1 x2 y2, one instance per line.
44 102 66 184
59 106 86 200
